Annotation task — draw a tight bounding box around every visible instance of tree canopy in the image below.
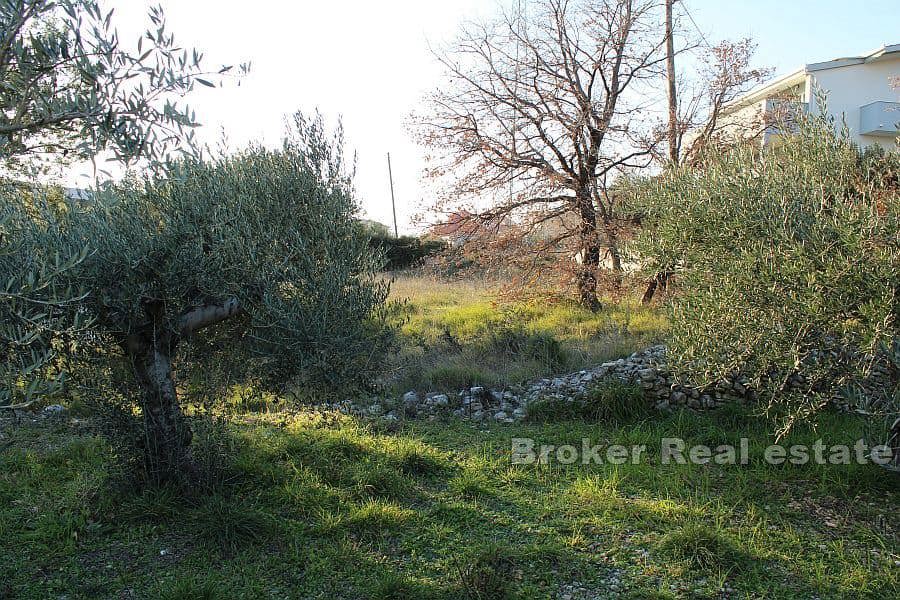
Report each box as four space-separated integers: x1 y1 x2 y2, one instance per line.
0 0 246 174
3 112 392 482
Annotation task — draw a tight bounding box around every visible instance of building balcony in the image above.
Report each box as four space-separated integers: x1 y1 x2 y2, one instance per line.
859 101 900 136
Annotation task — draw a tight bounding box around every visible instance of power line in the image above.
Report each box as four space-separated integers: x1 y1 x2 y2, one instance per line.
679 1 712 49
387 152 398 238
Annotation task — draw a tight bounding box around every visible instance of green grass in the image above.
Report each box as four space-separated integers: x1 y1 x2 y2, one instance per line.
383 274 668 393
2 406 897 599
526 379 650 424
656 522 748 573
2 276 897 598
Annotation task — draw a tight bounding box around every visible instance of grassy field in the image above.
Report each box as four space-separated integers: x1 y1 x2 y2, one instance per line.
382 274 668 394
1 276 898 599
1 406 897 599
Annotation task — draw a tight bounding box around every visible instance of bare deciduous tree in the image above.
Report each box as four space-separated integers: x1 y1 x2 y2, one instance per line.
414 0 669 311
676 38 772 164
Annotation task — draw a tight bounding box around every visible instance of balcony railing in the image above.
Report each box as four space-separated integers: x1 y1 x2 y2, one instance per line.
859 101 900 136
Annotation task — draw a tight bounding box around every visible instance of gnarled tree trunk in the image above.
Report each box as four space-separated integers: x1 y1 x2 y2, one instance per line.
602 216 624 290
124 297 242 485
132 343 194 484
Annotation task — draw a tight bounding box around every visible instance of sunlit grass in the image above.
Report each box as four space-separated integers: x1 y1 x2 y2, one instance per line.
383 273 668 393
2 406 897 598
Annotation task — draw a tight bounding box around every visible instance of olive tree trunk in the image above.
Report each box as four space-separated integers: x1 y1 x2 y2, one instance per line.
641 271 672 305
125 298 242 484
132 344 194 483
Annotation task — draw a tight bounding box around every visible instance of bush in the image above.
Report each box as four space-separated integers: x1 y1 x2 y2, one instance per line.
634 109 898 433
370 234 447 270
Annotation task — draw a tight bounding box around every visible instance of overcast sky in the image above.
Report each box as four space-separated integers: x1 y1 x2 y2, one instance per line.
94 0 899 233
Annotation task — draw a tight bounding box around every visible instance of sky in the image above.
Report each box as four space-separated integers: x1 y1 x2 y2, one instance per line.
92 0 899 234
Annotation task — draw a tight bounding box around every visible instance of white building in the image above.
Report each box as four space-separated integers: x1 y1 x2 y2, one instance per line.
712 43 899 151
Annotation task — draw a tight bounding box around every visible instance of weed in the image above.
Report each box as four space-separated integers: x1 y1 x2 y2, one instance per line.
346 499 415 534
656 522 748 573
455 544 515 600
448 470 493 499
526 379 648 423
369 572 431 600
151 575 223 600
121 485 183 523
422 364 496 390
392 442 449 477
352 461 413 500
188 495 273 550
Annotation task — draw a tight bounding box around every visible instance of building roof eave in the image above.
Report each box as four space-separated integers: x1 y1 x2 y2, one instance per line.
721 69 807 115
806 43 900 71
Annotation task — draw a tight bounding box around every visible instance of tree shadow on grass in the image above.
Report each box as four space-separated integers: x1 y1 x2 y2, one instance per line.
8 408 897 598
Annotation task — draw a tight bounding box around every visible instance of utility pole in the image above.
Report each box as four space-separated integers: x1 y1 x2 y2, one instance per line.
510 0 523 203
665 0 678 166
642 0 678 306
386 152 398 237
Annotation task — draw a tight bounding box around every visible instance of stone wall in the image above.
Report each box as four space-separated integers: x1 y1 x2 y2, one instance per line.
335 345 756 423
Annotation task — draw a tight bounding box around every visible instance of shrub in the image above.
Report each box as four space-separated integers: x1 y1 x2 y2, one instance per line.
633 108 899 434
370 234 447 270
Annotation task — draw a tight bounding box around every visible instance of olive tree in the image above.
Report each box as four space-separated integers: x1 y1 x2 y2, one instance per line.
0 185 90 409
632 110 899 460
8 112 392 482
1 0 244 173
1 0 239 416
